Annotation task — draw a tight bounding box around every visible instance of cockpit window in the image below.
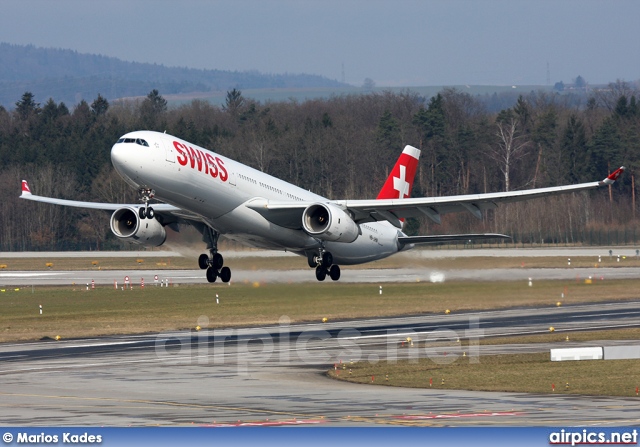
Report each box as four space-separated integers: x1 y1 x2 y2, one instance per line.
117 137 149 146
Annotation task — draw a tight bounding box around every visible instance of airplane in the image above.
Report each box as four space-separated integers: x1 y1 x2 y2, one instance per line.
20 130 625 283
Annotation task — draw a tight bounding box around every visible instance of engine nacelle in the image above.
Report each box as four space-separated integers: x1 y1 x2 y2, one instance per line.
110 207 167 247
302 203 359 243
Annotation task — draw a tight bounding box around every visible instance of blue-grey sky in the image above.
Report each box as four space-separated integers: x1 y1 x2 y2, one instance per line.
1 0 638 87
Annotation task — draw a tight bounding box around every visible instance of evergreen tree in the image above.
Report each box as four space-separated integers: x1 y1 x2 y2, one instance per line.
375 110 400 152
412 94 445 143
58 102 70 116
629 96 638 117
91 94 109 116
139 89 167 129
588 117 622 178
412 94 450 195
40 98 60 122
223 88 245 115
15 91 40 120
560 114 588 182
145 89 167 114
513 95 531 130
614 96 629 118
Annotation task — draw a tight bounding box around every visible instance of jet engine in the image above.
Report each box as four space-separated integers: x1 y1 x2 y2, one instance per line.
110 207 167 247
302 203 359 243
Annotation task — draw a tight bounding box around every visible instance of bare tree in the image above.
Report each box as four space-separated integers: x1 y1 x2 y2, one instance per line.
592 80 639 112
489 110 531 191
362 78 376 92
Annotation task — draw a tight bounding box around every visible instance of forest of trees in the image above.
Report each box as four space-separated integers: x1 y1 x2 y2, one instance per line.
0 82 639 252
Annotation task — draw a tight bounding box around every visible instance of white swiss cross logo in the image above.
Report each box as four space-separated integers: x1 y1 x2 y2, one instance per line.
393 165 410 198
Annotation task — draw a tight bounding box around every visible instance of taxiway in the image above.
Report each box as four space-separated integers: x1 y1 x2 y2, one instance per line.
0 301 639 426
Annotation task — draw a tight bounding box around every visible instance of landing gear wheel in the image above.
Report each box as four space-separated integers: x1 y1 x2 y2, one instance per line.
308 254 317 269
219 266 231 283
212 253 224 270
206 267 217 283
139 207 146 219
147 207 155 219
322 252 333 268
198 254 209 270
329 265 341 281
315 266 327 281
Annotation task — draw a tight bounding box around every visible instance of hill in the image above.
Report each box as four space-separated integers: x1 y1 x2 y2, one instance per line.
0 43 347 108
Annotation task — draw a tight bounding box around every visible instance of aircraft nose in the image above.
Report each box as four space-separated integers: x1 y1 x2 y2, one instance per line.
111 140 136 183
111 141 126 168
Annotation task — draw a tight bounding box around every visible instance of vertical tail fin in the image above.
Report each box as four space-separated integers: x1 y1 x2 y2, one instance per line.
376 145 421 199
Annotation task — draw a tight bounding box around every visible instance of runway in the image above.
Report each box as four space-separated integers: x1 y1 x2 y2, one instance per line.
1 266 639 287
1 248 639 426
1 247 639 286
1 301 640 426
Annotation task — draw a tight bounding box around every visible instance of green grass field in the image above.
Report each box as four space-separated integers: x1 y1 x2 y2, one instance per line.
1 254 638 271
328 352 640 397
2 278 640 342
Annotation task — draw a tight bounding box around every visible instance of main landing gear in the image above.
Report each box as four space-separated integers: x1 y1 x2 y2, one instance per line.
309 249 340 282
198 228 231 283
138 187 155 220
199 252 231 283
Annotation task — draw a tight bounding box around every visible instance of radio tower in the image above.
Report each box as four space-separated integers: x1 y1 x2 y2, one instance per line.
546 62 551 86
341 62 345 84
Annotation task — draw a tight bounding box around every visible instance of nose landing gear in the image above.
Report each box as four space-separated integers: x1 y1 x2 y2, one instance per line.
137 187 156 220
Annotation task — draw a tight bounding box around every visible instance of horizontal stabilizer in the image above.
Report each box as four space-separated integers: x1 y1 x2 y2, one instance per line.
398 233 511 246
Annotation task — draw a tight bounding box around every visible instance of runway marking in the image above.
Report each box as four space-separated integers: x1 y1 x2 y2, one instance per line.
584 419 640 427
340 331 436 341
0 272 62 277
342 415 443 427
339 411 526 426
393 411 525 420
64 341 151 348
204 418 326 427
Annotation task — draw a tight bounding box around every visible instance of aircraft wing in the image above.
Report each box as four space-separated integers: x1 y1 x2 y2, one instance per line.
338 166 625 228
247 167 625 229
20 180 182 214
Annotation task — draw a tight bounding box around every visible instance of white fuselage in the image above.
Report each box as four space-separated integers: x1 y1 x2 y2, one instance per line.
110 131 406 265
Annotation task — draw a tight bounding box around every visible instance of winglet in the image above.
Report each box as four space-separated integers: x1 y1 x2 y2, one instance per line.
21 180 32 196
600 166 625 186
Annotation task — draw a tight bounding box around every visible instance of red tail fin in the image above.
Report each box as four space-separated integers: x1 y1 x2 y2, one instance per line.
376 145 420 199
